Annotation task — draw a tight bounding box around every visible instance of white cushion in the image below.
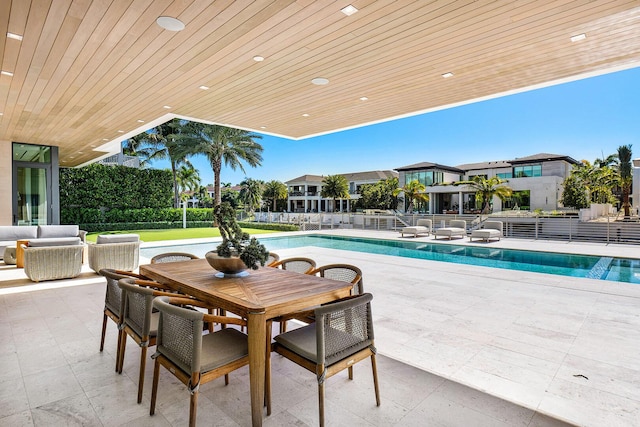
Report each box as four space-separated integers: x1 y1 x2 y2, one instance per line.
96 234 140 244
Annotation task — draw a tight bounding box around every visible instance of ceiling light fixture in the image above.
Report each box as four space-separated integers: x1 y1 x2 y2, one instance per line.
1 70 14 76
199 85 209 90
137 119 144 123
156 16 185 32
0 113 3 116
163 105 171 109
102 138 109 141
7 32 23 41
570 33 586 42
302 113 310 117
253 55 264 62
311 77 329 85
118 130 124 133
442 72 454 78
341 5 358 16
360 97 368 101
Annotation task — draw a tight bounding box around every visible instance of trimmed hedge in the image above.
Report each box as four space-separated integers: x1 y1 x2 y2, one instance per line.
60 163 173 210
79 221 299 233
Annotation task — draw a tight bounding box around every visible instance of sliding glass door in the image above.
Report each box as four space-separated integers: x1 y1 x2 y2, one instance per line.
12 143 56 225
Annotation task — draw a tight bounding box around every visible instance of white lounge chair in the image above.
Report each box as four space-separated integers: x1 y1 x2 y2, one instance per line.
470 221 503 242
401 219 432 237
434 219 467 240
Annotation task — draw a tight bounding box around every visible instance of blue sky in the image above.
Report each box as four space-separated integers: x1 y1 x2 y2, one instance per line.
152 66 640 186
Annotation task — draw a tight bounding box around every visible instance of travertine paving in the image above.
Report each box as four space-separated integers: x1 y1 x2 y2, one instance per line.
3 229 639 426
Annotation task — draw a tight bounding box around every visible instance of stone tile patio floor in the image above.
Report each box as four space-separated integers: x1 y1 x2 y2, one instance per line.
2 229 639 426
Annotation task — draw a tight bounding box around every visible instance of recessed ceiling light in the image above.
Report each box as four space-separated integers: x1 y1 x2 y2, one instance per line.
302 113 310 117
311 77 329 85
341 5 358 16
360 97 368 101
137 119 144 123
253 55 264 62
156 16 185 32
0 113 3 116
118 130 124 133
442 72 454 78
102 138 109 141
199 85 209 90
7 32 23 41
163 105 171 109
1 70 14 76
570 33 586 42
260 126 266 129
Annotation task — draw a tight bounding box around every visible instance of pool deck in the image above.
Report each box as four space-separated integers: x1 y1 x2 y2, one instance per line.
2 230 639 426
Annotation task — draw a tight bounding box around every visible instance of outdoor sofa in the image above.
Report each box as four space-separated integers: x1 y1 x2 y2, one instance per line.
1 225 86 263
434 219 467 240
470 220 503 242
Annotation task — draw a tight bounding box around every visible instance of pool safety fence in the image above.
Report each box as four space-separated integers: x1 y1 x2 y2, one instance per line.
250 211 640 245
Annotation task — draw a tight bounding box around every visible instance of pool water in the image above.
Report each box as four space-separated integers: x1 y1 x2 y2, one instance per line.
140 234 640 284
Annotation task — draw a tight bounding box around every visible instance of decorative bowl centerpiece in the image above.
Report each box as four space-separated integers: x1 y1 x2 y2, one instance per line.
206 202 269 278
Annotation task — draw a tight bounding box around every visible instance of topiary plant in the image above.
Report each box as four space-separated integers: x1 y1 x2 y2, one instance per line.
214 202 269 270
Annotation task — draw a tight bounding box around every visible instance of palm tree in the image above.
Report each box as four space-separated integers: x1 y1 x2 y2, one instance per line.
133 119 200 207
456 176 512 214
239 178 264 215
617 144 632 217
393 179 429 213
263 180 288 211
191 124 263 207
321 174 350 212
176 165 200 206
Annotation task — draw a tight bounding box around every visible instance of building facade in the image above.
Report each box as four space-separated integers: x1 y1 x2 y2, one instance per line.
285 170 398 213
396 153 580 214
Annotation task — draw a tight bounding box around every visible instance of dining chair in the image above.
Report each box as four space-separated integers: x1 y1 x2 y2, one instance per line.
150 296 251 427
266 251 280 267
151 252 199 263
271 293 380 427
270 257 316 274
98 268 151 372
117 277 182 403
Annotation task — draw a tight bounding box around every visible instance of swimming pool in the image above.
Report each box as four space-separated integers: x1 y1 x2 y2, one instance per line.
140 234 640 284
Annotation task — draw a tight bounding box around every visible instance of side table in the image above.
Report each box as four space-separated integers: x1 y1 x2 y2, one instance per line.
16 239 30 268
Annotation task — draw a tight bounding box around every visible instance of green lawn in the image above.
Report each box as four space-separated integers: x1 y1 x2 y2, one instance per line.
86 227 280 243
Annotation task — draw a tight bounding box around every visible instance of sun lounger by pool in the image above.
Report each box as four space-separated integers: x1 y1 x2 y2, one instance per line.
401 219 432 237
434 219 467 240
470 220 503 242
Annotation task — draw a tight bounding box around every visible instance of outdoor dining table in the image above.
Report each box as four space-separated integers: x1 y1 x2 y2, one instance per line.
139 258 354 427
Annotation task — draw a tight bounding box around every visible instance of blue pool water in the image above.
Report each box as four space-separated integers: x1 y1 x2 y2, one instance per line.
140 235 640 284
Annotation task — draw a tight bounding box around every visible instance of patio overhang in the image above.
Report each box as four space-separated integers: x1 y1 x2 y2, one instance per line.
1 1 639 166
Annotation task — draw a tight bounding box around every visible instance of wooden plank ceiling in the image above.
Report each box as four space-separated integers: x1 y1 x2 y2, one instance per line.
1 0 640 166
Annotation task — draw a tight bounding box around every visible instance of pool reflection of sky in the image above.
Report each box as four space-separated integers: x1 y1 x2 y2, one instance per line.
141 235 640 284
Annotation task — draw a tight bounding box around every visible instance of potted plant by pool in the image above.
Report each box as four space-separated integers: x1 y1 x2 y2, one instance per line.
205 202 270 277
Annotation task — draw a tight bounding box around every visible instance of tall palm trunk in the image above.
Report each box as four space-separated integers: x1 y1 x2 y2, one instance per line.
212 159 222 206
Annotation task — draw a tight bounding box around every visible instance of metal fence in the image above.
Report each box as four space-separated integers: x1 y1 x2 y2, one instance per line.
250 211 640 245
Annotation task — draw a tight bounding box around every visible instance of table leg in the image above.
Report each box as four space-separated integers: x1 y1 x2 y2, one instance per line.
247 310 266 427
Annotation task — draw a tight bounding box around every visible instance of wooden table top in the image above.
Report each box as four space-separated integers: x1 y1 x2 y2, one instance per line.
140 259 353 318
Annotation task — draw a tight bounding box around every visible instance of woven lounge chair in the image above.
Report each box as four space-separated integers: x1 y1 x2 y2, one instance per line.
88 234 140 273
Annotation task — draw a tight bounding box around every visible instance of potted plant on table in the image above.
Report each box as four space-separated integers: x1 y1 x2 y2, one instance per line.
205 202 269 277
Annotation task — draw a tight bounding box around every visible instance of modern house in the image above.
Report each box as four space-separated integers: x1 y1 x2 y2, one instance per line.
286 170 398 212
1 3 638 227
396 153 580 214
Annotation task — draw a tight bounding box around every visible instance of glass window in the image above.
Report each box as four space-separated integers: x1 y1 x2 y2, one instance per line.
13 144 51 163
496 172 512 179
504 190 531 210
513 164 541 178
